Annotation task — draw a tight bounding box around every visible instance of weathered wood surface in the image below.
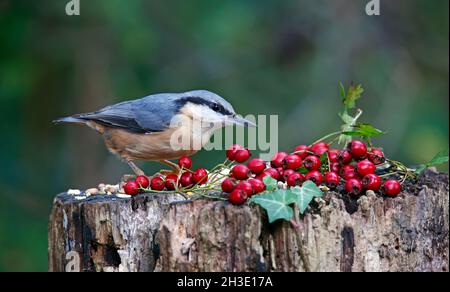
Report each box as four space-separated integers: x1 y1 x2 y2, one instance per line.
48 169 449 272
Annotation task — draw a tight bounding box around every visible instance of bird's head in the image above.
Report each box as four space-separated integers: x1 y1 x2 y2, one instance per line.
174 90 256 128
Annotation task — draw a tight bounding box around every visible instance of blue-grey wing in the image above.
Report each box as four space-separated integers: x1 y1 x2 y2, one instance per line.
76 94 181 133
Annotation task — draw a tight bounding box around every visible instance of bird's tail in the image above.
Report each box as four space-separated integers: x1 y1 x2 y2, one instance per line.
53 116 86 125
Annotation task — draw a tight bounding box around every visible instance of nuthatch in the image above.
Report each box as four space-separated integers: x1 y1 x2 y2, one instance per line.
54 90 255 175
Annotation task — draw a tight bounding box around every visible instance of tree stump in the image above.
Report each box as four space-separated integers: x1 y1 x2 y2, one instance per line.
48 169 449 272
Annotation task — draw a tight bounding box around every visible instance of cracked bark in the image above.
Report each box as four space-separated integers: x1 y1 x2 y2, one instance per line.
48 170 449 272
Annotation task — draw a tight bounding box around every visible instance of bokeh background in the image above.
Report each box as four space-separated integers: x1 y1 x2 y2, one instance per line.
0 0 448 271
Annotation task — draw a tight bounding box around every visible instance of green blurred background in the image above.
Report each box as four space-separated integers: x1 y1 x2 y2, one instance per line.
0 0 448 271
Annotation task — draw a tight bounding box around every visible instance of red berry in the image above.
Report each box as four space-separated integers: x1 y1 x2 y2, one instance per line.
368 148 385 165
338 150 353 164
263 167 281 180
248 178 265 194
226 144 244 161
271 152 288 168
165 174 179 190
276 167 285 180
192 168 208 185
236 181 254 197
310 142 329 156
382 180 401 197
287 172 305 187
362 174 382 191
282 169 296 182
124 181 140 196
178 156 193 169
303 155 321 171
135 175 150 189
328 149 341 163
221 178 237 193
234 149 251 163
228 189 247 205
179 172 193 187
247 158 266 174
340 164 357 180
348 140 367 159
305 170 323 186
329 162 341 174
325 172 340 189
345 179 363 197
283 154 302 170
231 165 251 180
356 160 376 177
294 145 309 159
150 176 165 191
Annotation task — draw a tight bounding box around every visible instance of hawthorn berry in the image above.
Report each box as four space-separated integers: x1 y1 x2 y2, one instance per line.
271 152 288 168
231 165 251 180
124 181 140 196
287 172 305 187
226 144 244 161
310 142 329 156
135 175 150 189
236 181 254 197
329 162 341 174
348 140 367 159
228 189 247 205
247 158 266 174
179 172 193 188
340 164 357 180
356 160 376 177
221 178 237 193
382 180 401 197
234 149 251 163
276 167 285 180
362 174 382 191
368 148 385 165
303 155 321 171
248 178 265 194
325 172 340 189
150 176 165 191
294 145 309 159
283 154 302 170
345 179 363 197
165 174 179 190
192 168 208 185
305 170 323 186
178 156 193 169
282 169 296 182
328 149 341 163
338 150 353 165
263 167 281 181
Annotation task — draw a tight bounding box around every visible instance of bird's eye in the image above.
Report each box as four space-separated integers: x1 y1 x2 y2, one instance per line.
212 103 220 111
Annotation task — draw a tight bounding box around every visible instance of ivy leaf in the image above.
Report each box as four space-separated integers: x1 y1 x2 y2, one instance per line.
290 181 323 214
342 123 385 138
343 83 364 109
262 175 278 191
250 189 297 223
415 149 449 174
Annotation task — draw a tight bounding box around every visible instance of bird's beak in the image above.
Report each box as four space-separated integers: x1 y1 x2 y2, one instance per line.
231 116 257 127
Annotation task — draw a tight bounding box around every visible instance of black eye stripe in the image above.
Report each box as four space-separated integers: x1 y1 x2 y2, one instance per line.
180 96 233 116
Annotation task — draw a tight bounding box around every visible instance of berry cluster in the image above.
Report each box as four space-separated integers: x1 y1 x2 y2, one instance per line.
222 140 402 205
123 156 208 195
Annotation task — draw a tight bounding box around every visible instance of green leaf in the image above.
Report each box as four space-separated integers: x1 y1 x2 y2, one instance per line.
339 83 346 100
250 190 297 223
342 123 385 138
262 175 278 191
428 149 449 166
291 181 323 214
343 84 364 109
414 149 448 174
297 166 309 175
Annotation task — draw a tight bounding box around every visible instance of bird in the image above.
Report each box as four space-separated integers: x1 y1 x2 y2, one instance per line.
54 90 255 176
